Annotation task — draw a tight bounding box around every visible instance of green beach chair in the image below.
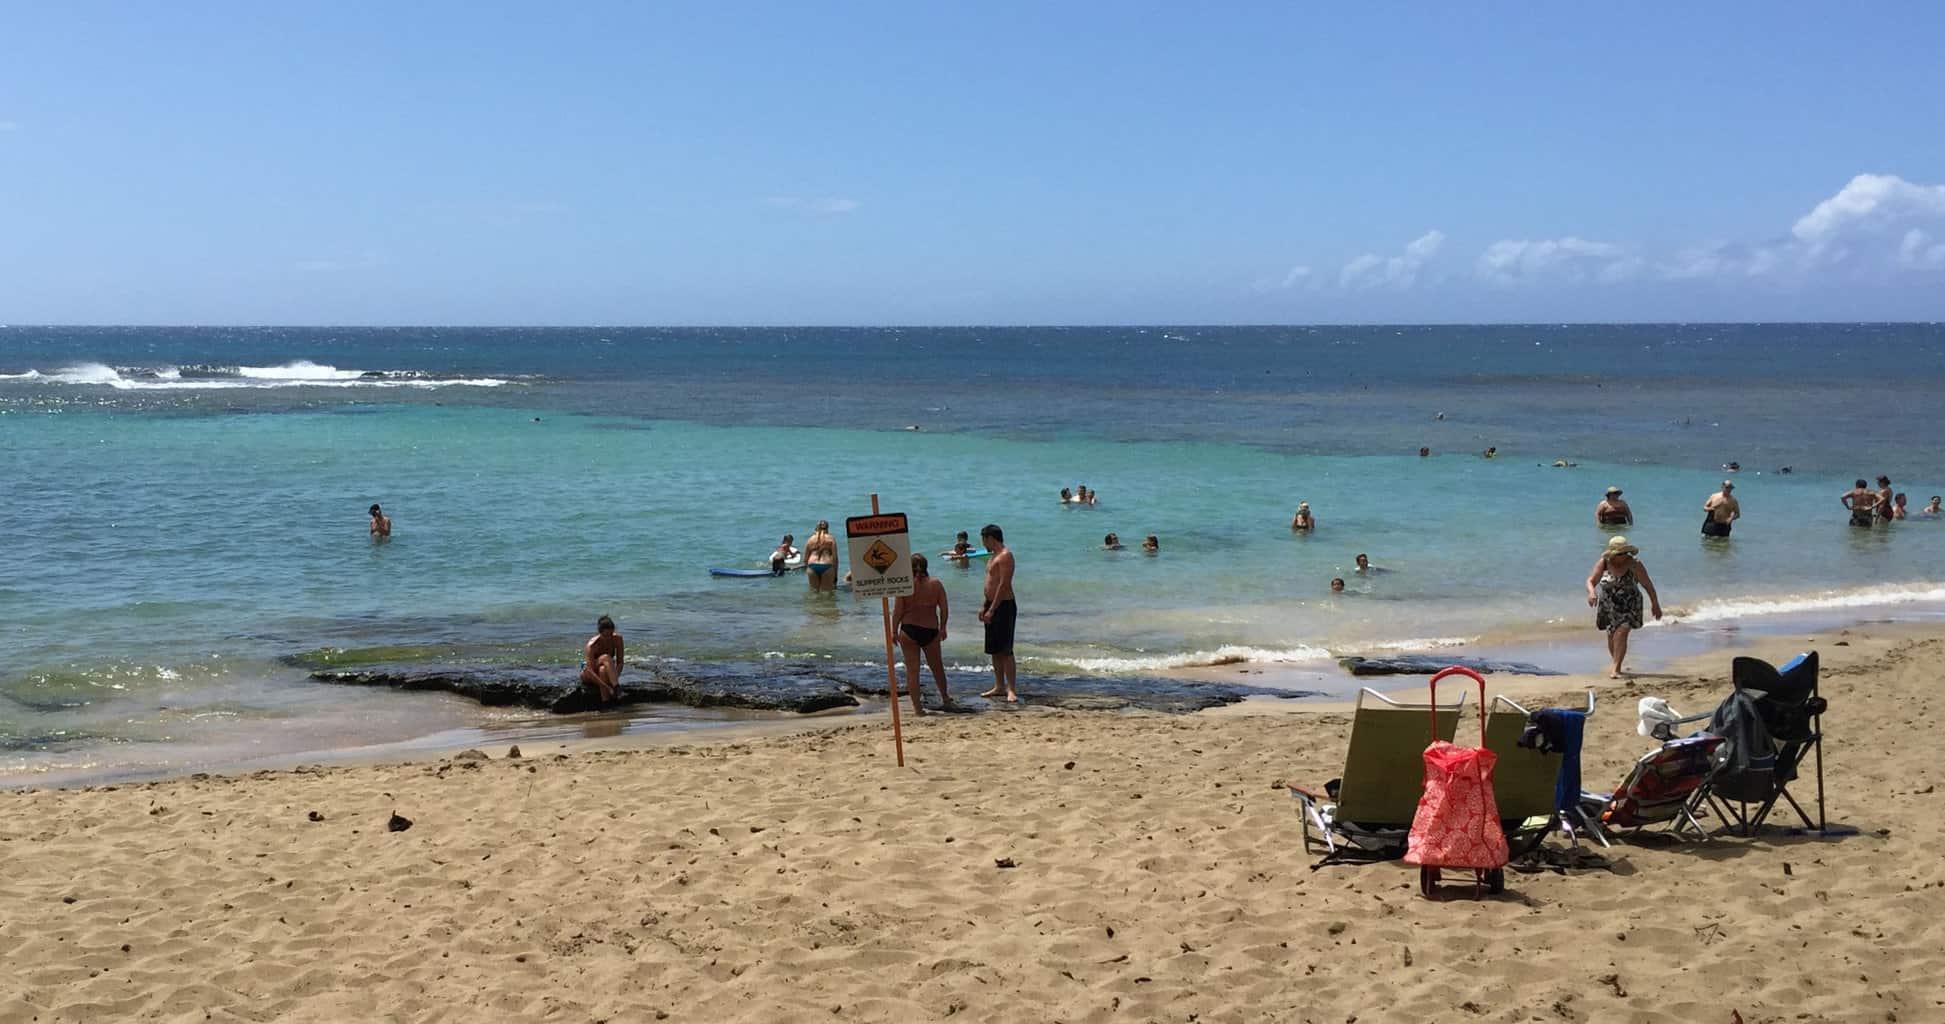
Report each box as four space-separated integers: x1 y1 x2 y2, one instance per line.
1485 692 1603 854
1291 687 1464 868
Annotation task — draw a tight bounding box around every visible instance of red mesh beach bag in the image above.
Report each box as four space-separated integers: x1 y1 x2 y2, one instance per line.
1404 667 1509 897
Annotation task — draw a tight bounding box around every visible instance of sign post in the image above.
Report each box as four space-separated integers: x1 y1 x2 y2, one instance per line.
846 498 914 767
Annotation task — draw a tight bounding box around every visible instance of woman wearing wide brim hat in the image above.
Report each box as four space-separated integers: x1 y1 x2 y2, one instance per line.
1585 535 1662 678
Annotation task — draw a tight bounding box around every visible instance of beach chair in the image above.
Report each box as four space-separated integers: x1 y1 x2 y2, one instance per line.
1707 652 1827 836
1291 687 1463 868
1580 734 1725 840
1484 691 1601 851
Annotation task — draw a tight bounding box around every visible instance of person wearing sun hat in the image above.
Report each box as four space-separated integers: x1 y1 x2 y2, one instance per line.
1586 535 1662 679
1595 486 1632 526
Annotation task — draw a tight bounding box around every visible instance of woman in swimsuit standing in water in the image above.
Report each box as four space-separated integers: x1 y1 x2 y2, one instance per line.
1586 535 1662 679
892 554 952 715
803 520 839 593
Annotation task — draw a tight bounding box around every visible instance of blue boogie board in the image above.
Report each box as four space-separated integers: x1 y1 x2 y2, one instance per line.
710 567 785 578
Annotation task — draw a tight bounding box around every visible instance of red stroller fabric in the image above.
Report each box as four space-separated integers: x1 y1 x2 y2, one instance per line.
1404 668 1510 871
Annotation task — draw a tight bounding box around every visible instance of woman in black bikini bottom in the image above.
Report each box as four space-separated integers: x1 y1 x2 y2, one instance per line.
892 554 953 714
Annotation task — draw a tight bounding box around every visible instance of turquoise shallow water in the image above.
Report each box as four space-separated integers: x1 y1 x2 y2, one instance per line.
3 324 1943 780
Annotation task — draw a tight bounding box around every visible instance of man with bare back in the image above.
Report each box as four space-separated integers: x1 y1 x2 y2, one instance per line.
977 524 1018 703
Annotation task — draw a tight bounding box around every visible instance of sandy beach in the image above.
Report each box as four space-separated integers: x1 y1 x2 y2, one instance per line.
4 624 1941 1024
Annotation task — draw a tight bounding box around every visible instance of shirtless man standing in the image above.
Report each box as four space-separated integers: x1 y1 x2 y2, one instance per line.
580 615 624 704
803 520 839 593
892 554 951 715
1702 481 1739 538
368 503 392 539
1842 479 1879 528
976 524 1018 703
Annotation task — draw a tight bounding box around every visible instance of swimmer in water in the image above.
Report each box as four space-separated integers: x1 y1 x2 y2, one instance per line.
1843 479 1879 528
1354 553 1378 575
1891 493 1909 520
1702 480 1739 538
803 520 839 592
1924 496 1943 517
368 503 391 539
1060 487 1073 503
1141 535 1159 553
1103 532 1123 550
1483 447 1498 459
1291 502 1315 532
1596 486 1633 526
771 534 799 575
943 531 975 560
1418 446 1430 457
1330 577 1346 593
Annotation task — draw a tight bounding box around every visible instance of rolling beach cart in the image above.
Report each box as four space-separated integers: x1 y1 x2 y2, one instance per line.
1405 666 1509 898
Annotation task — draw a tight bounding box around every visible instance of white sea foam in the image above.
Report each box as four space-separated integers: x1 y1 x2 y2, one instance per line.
1351 636 1476 652
235 360 366 382
1664 583 1945 625
9 361 510 390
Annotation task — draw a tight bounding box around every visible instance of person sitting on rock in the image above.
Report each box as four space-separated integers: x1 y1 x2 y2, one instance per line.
580 615 624 703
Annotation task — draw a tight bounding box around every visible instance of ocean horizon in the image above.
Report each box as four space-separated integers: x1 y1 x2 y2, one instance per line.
5 322 1943 782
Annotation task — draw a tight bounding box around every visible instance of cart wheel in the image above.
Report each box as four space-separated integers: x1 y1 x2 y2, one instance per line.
1419 866 1439 898
1485 868 1505 895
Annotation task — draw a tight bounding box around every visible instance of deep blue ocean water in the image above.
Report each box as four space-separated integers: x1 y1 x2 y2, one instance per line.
4 324 1943 780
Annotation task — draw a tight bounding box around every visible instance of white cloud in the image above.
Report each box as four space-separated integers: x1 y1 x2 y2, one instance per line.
1339 229 1444 290
1899 228 1945 270
765 196 861 216
1792 173 1945 251
1476 236 1641 286
1251 264 1315 293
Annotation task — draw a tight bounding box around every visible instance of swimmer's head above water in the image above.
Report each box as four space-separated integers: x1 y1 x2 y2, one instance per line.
1330 577 1345 592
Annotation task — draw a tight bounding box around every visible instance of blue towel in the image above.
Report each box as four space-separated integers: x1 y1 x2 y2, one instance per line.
1533 708 1586 815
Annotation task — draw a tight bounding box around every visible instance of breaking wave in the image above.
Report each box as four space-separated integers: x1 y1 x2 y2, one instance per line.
0 361 511 390
1664 582 1945 625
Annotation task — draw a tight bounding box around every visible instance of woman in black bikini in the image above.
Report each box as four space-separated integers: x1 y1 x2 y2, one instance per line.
892 554 952 715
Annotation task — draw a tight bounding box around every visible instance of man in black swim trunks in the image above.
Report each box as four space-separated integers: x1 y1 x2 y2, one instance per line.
892 554 951 715
976 524 1019 703
1843 479 1878 528
1702 481 1738 538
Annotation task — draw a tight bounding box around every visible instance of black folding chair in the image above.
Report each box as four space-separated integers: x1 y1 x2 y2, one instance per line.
1708 651 1827 836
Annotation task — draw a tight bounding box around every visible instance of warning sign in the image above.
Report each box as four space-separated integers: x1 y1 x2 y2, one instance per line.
845 513 913 599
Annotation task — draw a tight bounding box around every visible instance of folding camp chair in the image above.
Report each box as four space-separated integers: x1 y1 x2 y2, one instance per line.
1484 691 1602 851
1581 734 1725 840
1708 651 1827 836
1290 687 1463 867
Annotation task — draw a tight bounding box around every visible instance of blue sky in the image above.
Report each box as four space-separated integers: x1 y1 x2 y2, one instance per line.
3 3 1943 324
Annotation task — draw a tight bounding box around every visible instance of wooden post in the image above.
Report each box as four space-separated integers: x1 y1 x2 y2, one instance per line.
872 493 906 767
